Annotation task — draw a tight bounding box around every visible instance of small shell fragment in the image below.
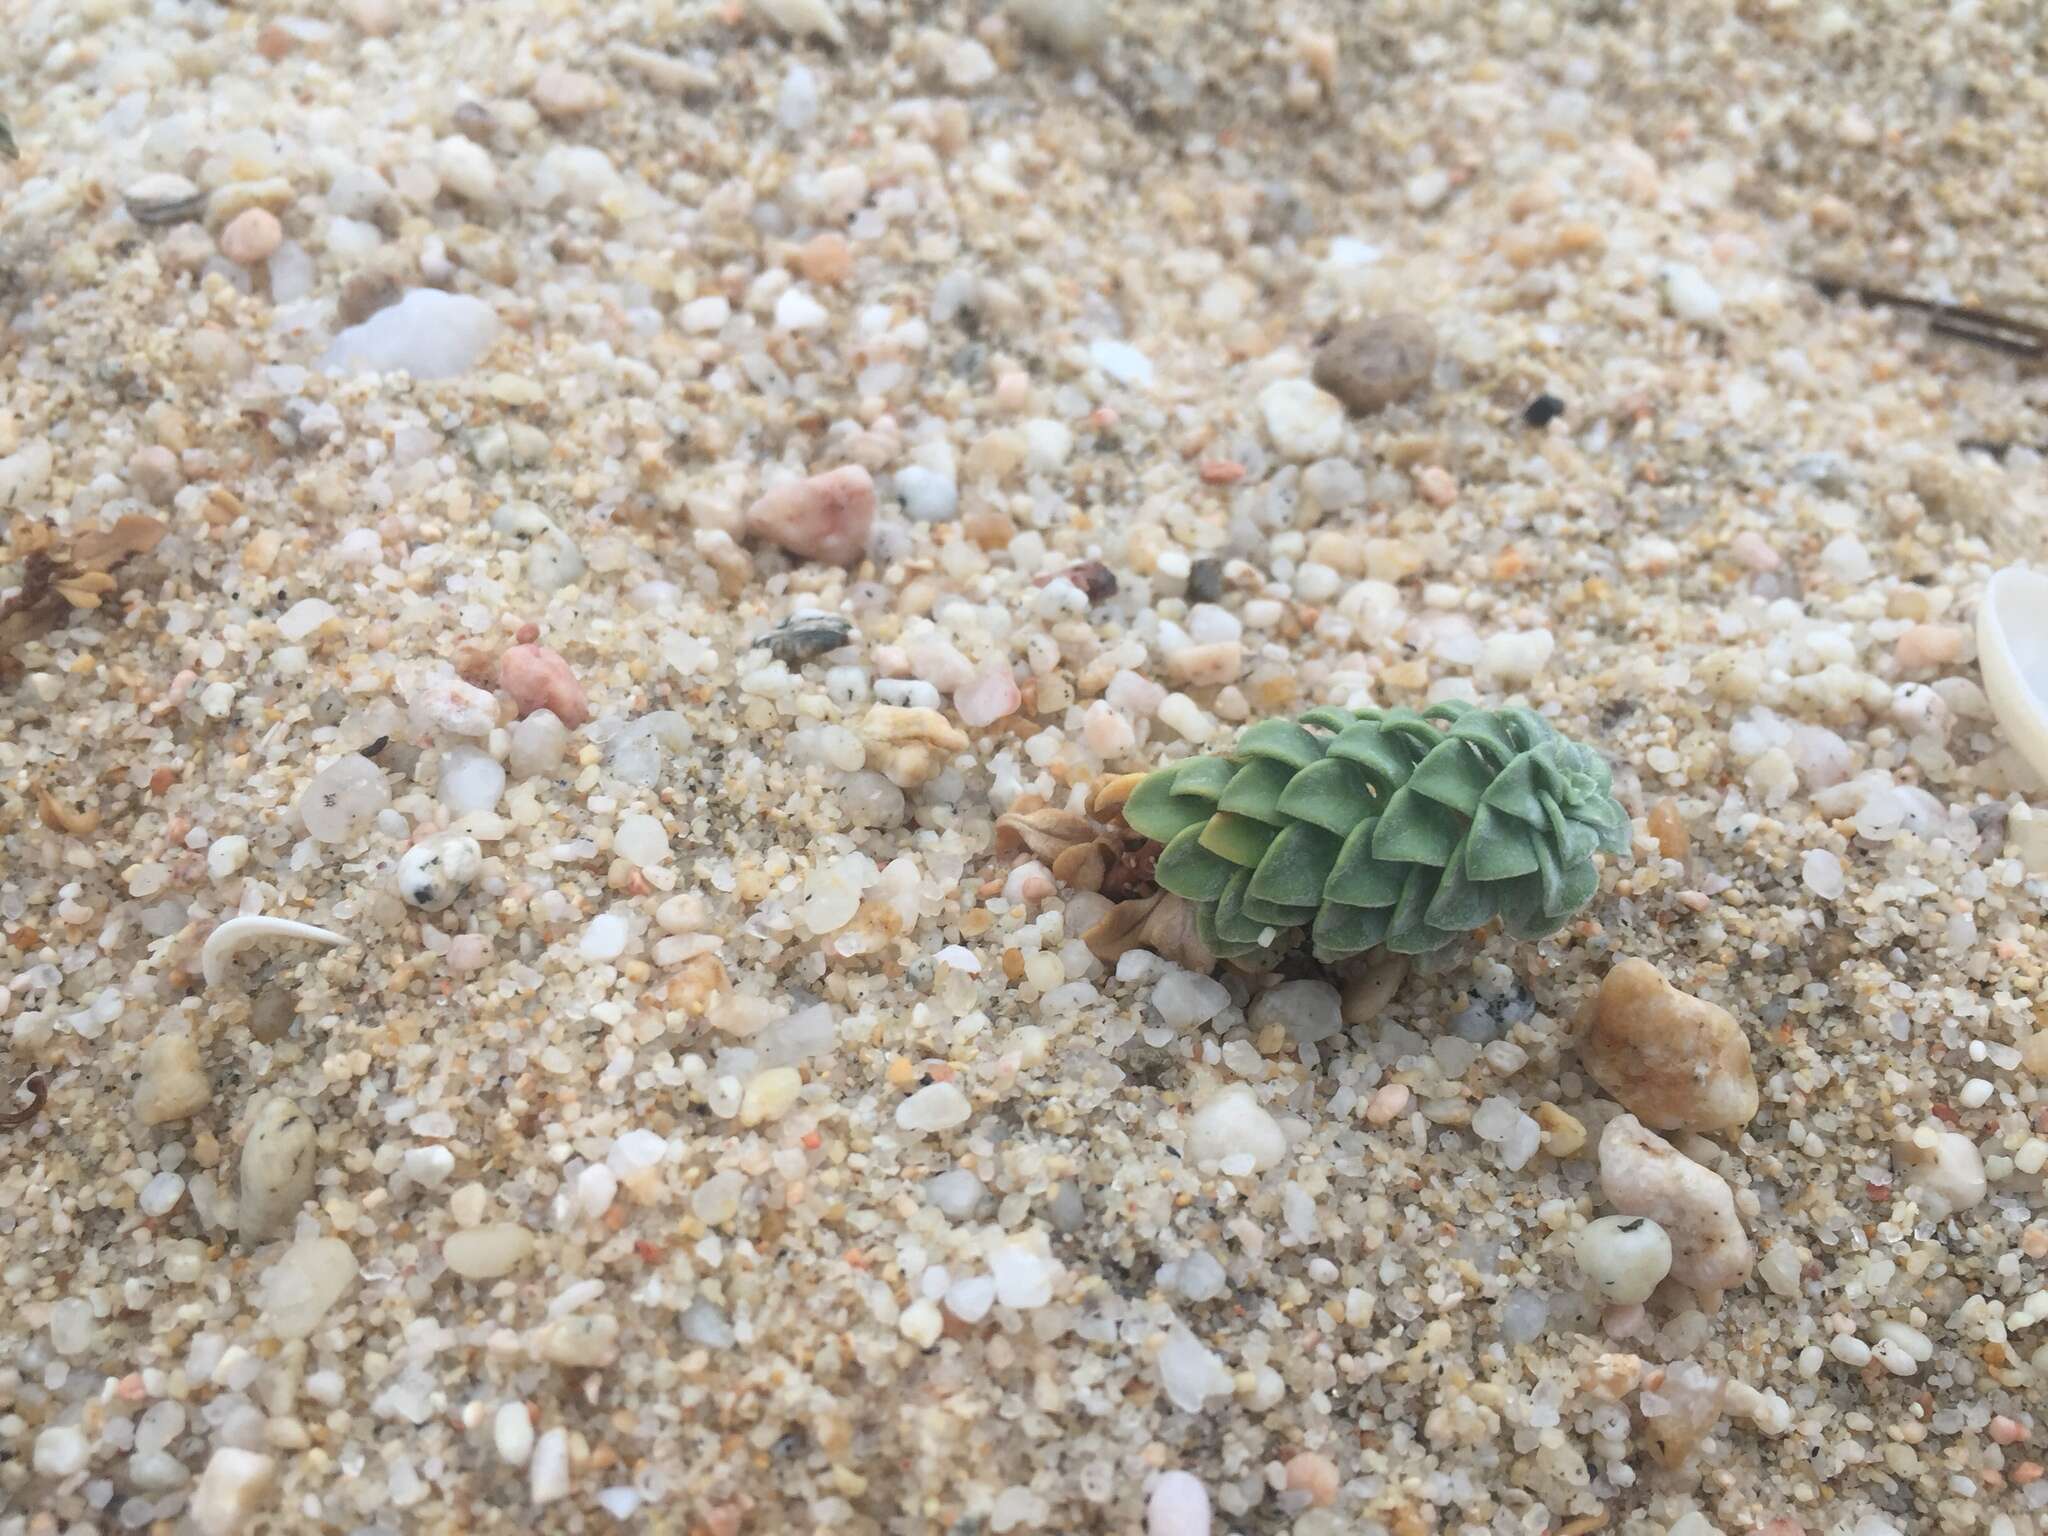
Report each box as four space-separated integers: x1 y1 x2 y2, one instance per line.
1977 565 2048 786
124 172 206 226
201 916 349 988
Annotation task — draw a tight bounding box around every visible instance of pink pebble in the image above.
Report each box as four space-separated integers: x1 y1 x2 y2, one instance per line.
1283 1451 1339 1508
500 643 589 728
1895 622 1965 671
1730 529 1780 571
1601 1302 1650 1340
955 667 1020 728
744 464 875 566
1365 1083 1411 1125
219 207 283 266
1992 1415 2028 1445
446 934 491 972
1414 465 1458 508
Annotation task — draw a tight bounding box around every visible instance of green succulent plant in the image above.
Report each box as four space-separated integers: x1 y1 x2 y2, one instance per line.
1119 701 1630 962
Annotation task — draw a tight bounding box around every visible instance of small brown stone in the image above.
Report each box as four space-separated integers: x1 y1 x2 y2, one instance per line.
1580 958 1757 1133
1647 798 1689 863
795 231 852 286
1532 1102 1586 1157
1312 313 1436 415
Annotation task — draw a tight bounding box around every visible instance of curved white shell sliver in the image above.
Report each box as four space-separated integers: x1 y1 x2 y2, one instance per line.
201 915 348 989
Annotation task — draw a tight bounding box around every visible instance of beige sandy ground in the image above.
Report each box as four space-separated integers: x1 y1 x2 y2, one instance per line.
5 2 2048 1533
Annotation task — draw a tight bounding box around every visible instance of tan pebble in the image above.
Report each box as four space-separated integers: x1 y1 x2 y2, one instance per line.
238 1096 317 1241
744 465 875 566
500 643 589 728
1342 953 1407 1026
1532 1102 1585 1157
1582 1351 1642 1399
795 231 852 286
136 1035 210 1126
445 1223 536 1280
341 0 399 34
1599 1114 1754 1296
1284 1451 1339 1507
219 207 283 267
1364 1083 1410 1125
1895 623 1965 670
1312 313 1436 414
1639 1364 1726 1468
1647 798 1690 862
129 445 185 506
740 1066 802 1126
1580 958 1757 1132
533 64 604 119
1414 465 1458 507
2024 1031 2048 1076
1166 641 1243 688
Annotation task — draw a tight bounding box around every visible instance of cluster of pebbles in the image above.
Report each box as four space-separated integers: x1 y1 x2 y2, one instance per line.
5 2 2048 1534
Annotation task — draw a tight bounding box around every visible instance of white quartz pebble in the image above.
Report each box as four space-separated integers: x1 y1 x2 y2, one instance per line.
1186 1085 1288 1172
191 1448 277 1535
1147 1470 1212 1536
896 1080 972 1133
1574 1214 1674 1304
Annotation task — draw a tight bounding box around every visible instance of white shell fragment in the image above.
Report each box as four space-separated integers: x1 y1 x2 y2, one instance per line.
201 916 349 988
1977 565 2048 786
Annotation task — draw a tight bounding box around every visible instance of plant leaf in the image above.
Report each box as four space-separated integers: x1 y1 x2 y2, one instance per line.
1370 787 1466 865
1406 738 1495 816
1212 869 1270 945
1248 822 1341 908
1123 768 1211 842
1478 754 1549 827
1325 815 1406 907
1216 756 1294 824
1195 899 1262 959
1199 813 1280 868
1275 756 1376 836
1326 722 1413 788
1424 839 1498 930
1240 892 1315 929
1170 755 1236 801
1463 805 1541 880
1236 718 1325 769
1551 853 1600 920
1156 823 1237 901
1312 901 1390 957
1298 706 1357 733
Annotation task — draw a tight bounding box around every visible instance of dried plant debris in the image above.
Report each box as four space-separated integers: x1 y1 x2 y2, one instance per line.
0 514 166 666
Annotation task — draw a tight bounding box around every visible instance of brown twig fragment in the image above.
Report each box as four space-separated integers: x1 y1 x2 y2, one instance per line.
1810 274 2048 359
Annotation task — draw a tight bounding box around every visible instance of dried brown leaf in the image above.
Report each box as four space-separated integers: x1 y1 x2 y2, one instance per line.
1087 772 1146 821
71 513 167 570
994 805 1100 862
55 572 115 609
1049 839 1112 892
1082 891 1217 972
